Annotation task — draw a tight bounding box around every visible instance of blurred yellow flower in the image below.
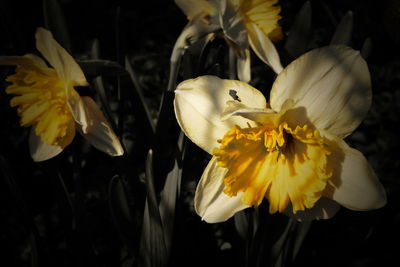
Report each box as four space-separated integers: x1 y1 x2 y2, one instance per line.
174 45 386 222
0 27 124 161
175 0 283 80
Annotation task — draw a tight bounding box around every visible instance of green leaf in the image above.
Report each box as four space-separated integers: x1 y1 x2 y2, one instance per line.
108 175 136 253
330 11 353 45
270 218 296 267
125 56 156 133
88 39 119 135
139 149 168 267
77 59 126 77
159 157 182 255
291 221 312 262
284 1 312 58
159 131 184 256
361 37 372 59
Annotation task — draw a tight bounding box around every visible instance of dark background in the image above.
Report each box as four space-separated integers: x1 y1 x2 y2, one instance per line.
1 0 399 266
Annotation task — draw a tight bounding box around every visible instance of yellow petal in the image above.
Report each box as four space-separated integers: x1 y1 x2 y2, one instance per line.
236 0 282 41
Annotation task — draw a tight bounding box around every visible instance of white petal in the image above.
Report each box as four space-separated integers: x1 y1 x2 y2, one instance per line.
67 86 89 132
270 45 371 138
174 75 267 154
35 28 89 129
195 157 249 223
247 23 283 74
285 197 340 221
220 100 279 124
324 142 386 211
29 129 63 162
35 27 88 86
236 48 251 82
77 96 124 156
221 98 297 125
175 0 216 19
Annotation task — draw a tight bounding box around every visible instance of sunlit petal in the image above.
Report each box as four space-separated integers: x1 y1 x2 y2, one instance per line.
220 100 279 125
195 157 249 223
174 75 267 154
324 141 387 211
247 23 283 74
236 48 251 82
270 45 371 138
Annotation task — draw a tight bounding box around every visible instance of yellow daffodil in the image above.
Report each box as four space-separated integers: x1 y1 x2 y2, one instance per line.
175 0 283 81
174 45 386 222
0 27 124 161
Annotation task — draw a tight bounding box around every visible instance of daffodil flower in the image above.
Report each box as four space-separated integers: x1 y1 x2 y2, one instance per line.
174 45 386 222
175 0 283 81
0 27 124 161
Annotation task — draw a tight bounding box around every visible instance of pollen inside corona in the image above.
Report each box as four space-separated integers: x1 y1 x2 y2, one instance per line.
213 122 332 214
5 62 75 147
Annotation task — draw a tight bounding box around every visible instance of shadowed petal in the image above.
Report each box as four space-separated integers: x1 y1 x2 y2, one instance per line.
285 197 340 221
29 128 64 162
35 27 87 86
77 97 124 156
175 0 216 19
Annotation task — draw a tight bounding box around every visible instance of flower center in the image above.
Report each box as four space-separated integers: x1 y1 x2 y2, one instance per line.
213 122 332 214
5 63 75 147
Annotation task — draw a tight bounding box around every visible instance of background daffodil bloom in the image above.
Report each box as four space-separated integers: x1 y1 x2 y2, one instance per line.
175 0 283 80
0 27 124 162
174 45 387 223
